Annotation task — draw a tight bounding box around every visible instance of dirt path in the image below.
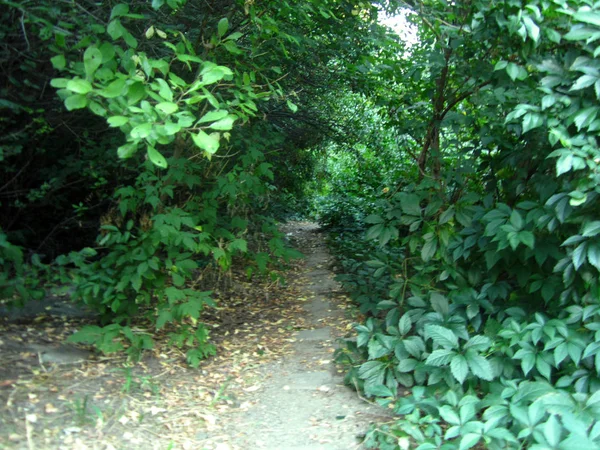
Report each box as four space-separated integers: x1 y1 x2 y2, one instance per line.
0 221 385 449
222 221 384 449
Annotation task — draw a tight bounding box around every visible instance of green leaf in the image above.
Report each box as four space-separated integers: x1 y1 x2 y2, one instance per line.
155 78 173 102
544 415 561 447
425 324 458 348
198 110 229 123
287 100 298 112
67 79 93 94
110 3 129 19
217 18 229 38
50 54 66 70
519 231 535 249
398 314 412 335
400 193 421 216
107 116 129 127
465 353 493 381
130 123 153 139
439 405 461 425
574 11 600 27
426 349 455 366
65 94 88 110
117 143 137 158
459 434 481 450
365 384 394 397
588 244 600 270
364 214 384 224
451 354 469 383
522 112 544 133
209 116 236 131
156 102 178 115
582 221 600 237
147 146 168 168
421 239 437 262
191 130 220 154
100 78 126 98
84 47 102 77
107 19 125 39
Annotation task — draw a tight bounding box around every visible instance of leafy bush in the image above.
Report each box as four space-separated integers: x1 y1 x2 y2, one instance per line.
323 0 600 448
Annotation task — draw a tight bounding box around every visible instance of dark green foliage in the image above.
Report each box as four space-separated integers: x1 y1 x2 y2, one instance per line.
313 0 600 448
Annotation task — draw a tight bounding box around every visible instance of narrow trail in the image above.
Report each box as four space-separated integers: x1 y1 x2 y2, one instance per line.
224 221 385 450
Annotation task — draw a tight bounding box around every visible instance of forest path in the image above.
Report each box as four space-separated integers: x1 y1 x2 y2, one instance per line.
223 221 384 449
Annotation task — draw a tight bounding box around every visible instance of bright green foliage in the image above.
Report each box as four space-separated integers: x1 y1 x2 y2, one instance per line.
1 0 382 364
315 0 600 448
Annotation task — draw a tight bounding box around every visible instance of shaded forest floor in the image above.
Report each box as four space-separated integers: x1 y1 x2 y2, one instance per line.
0 222 387 449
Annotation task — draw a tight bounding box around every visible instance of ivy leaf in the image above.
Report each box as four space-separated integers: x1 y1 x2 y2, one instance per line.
147 146 168 168
451 354 469 384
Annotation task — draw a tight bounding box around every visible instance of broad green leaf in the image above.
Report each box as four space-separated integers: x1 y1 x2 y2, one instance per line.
588 244 600 270
425 324 458 348
65 94 88 110
466 353 493 381
84 47 102 77
522 112 544 133
398 314 412 335
451 354 469 383
198 110 229 123
459 434 481 450
523 16 540 43
439 405 461 425
582 221 600 237
50 54 66 70
421 239 437 262
107 19 125 39
100 78 126 98
130 123 153 139
147 146 168 168
67 79 93 94
574 11 600 27
218 17 229 37
155 78 173 102
426 349 455 366
287 100 298 112
191 130 220 154
107 116 129 127
209 116 236 131
110 3 129 19
117 143 137 158
156 102 178 115
50 78 69 88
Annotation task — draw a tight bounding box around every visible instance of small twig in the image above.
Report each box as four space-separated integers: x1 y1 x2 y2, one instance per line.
25 413 35 450
20 11 30 51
